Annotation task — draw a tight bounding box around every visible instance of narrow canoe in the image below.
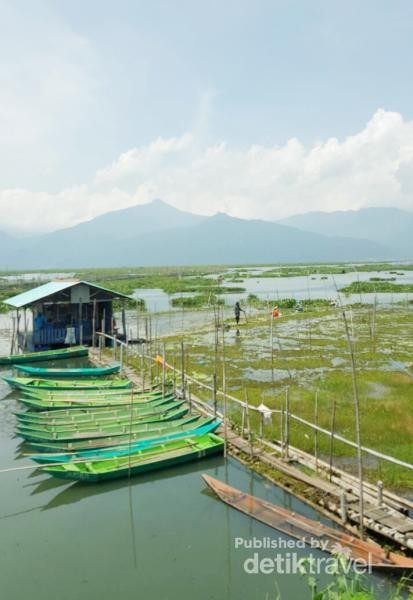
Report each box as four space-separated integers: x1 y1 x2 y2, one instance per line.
16 401 184 432
17 406 189 442
42 433 224 481
2 376 132 391
17 392 175 411
202 475 413 572
15 363 121 378
31 420 221 464
27 415 203 452
0 346 88 365
15 396 176 423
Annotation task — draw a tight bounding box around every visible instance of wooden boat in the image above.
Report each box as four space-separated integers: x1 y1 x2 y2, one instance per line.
21 387 163 401
2 376 132 391
17 392 176 411
42 433 224 482
14 363 121 378
202 475 413 572
16 401 184 432
17 406 189 442
15 396 176 424
0 346 88 365
27 415 204 452
30 420 221 464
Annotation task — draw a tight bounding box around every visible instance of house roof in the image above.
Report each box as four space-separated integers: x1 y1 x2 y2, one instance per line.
3 280 131 308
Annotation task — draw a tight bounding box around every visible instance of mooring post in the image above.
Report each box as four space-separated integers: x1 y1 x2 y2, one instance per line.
328 397 337 482
377 480 383 506
162 342 166 396
212 372 217 416
259 412 264 439
119 343 124 372
284 388 290 459
188 383 192 414
99 334 102 361
92 299 97 347
140 343 145 391
180 339 185 400
314 390 319 471
340 491 348 524
241 405 246 437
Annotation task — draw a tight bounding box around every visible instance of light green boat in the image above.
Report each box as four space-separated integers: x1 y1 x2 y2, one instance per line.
16 401 184 432
42 433 224 482
17 406 189 442
27 415 203 452
18 391 175 411
0 346 88 365
30 419 220 464
2 376 132 391
15 363 120 378
16 396 175 424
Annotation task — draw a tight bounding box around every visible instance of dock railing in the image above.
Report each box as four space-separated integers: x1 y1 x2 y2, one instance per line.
95 331 413 513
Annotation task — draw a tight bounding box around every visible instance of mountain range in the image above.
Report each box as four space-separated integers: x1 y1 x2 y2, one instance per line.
0 200 411 268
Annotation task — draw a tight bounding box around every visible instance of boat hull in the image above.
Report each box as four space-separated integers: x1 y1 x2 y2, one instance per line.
15 363 120 378
0 346 88 365
43 433 224 482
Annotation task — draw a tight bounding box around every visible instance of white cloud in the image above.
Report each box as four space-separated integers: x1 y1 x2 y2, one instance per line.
1 108 413 233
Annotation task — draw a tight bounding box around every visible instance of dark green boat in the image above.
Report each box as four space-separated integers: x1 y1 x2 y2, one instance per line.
42 433 224 481
16 406 190 442
2 376 132 391
0 346 88 365
15 363 120 378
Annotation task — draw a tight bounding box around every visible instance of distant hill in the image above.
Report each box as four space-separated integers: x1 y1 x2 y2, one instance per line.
0 203 390 268
279 207 413 259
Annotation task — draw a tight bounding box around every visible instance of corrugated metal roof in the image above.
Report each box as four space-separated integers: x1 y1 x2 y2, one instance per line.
3 280 131 308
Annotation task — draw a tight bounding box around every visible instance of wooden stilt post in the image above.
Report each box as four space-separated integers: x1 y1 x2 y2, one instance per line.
188 383 192 414
120 343 124 372
328 397 337 482
241 405 246 436
92 300 97 347
162 342 166 396
212 373 217 416
79 300 83 346
340 491 348 524
314 390 319 471
140 343 145 391
377 480 383 506
180 339 185 400
284 387 289 459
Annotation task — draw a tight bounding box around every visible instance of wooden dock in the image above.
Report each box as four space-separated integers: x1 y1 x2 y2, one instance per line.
90 347 413 552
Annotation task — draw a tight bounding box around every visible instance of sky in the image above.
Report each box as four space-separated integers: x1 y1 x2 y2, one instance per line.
1 0 413 233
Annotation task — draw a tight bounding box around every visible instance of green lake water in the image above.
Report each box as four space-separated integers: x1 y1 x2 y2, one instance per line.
0 363 401 600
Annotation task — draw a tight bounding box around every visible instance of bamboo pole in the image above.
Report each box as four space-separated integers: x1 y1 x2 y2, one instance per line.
340 303 365 539
284 387 289 459
162 343 166 396
222 306 227 458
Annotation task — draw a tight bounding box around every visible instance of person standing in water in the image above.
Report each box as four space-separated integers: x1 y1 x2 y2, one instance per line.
234 301 245 325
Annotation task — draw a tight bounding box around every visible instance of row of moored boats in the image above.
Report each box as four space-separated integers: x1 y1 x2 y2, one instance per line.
1 346 224 482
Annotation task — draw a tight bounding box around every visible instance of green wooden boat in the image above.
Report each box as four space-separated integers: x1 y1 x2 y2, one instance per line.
16 401 184 432
21 386 161 399
15 363 121 378
42 433 224 481
18 392 175 411
0 346 88 365
16 396 176 423
31 420 221 464
27 415 203 452
2 376 132 391
17 406 189 442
